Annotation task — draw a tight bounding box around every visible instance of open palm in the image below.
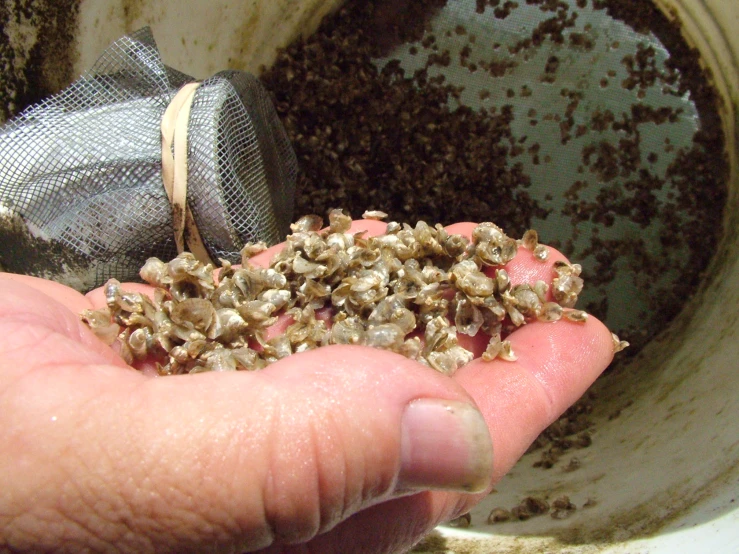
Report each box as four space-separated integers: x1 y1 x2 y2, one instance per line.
0 220 614 553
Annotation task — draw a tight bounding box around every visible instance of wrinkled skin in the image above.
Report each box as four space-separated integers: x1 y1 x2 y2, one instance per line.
0 221 614 553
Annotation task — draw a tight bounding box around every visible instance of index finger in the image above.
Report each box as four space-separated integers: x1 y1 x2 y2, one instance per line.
454 315 614 482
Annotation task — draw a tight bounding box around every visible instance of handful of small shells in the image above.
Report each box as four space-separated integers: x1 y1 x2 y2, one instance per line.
81 210 627 375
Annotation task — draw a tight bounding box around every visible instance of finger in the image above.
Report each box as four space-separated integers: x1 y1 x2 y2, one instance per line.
0 272 94 314
454 315 615 482
0 344 492 552
257 312 616 554
258 491 448 554
0 278 129 371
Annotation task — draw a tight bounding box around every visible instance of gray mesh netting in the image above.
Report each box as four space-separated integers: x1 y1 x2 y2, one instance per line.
0 27 297 291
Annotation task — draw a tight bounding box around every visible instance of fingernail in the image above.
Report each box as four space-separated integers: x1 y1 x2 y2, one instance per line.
398 399 493 493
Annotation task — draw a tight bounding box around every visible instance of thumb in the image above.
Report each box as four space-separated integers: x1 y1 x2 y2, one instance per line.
4 341 492 553
133 345 493 550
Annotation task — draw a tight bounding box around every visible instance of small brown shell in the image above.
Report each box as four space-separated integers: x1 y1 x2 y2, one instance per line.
212 308 248 343
167 253 215 291
128 327 153 359
140 258 171 288
369 296 416 334
238 300 277 327
259 289 291 311
455 296 484 336
202 348 238 372
533 280 549 302
442 233 469 258
170 298 216 333
385 221 401 234
264 335 292 360
564 309 589 323
399 337 423 359
329 209 353 233
290 214 323 233
169 345 190 364
495 269 511 293
350 269 387 292
426 351 457 374
533 244 549 262
472 222 506 244
424 316 458 354
451 260 479 282
365 323 405 350
499 341 518 362
232 347 266 370
104 279 122 308
511 284 542 317
185 339 209 359
362 210 388 221
293 255 327 279
298 279 332 307
506 305 526 327
457 271 496 298
80 308 119 345
612 333 630 353
483 334 516 362
473 223 518 266
538 302 564 322
240 241 268 263
488 508 512 524
522 229 539 251
552 263 584 308
326 232 354 251
331 317 366 345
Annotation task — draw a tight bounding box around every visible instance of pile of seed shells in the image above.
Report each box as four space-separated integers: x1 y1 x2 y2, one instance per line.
82 211 627 375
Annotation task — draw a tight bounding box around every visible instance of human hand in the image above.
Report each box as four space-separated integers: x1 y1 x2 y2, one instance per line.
0 220 615 553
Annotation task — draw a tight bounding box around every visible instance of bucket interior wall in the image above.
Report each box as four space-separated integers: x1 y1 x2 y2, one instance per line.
2 0 738 551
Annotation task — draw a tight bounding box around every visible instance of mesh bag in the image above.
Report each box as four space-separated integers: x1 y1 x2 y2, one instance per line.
0 27 297 291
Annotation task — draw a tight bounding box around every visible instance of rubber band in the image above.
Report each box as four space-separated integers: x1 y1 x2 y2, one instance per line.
161 82 214 265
